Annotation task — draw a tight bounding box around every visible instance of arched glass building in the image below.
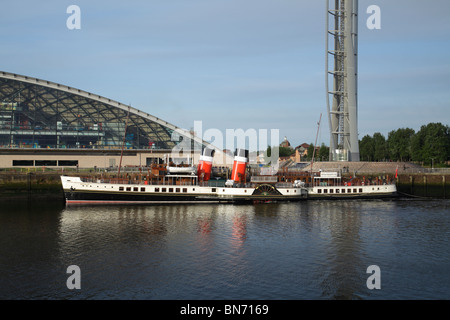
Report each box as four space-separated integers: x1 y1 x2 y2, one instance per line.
0 71 199 151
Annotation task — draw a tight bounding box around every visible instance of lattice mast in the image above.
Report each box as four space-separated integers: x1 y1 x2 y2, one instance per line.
326 0 360 161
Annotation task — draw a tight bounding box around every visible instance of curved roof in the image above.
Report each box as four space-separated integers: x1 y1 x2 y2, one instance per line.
0 71 207 151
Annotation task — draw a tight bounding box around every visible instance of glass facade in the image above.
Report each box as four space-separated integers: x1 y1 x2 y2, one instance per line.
0 72 196 151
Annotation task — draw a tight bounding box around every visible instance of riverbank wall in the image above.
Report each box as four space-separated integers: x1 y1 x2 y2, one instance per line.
396 173 449 199
0 172 63 200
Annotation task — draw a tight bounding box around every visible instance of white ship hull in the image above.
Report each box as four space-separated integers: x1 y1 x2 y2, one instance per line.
61 176 307 205
306 184 397 199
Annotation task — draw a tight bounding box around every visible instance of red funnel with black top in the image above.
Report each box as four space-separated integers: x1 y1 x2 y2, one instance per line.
230 149 249 183
197 147 215 182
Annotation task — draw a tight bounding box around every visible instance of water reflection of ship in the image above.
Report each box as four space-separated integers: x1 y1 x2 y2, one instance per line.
232 214 247 244
198 216 213 234
306 200 390 299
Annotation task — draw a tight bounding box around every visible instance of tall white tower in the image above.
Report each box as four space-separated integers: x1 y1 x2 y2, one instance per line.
326 0 360 161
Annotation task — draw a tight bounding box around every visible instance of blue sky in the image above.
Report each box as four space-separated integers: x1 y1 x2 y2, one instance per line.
1 0 449 149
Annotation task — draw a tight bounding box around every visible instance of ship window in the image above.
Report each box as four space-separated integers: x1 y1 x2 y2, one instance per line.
329 189 333 193
212 188 216 192
318 189 322 194
141 187 145 192
359 188 363 193
119 187 124 191
133 187 138 192
155 188 160 192
126 187 131 191
342 189 345 193
162 188 166 192
176 188 180 192
192 188 195 191
244 190 247 193
287 190 289 192
169 188 173 192
353 188 357 193
348 189 351 193
183 188 187 193
324 189 328 193
336 189 340 193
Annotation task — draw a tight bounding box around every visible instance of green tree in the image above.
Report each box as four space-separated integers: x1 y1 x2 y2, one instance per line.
265 145 294 163
318 143 329 161
279 146 295 157
306 143 315 160
387 128 415 161
411 123 450 164
266 145 271 157
373 132 388 161
359 135 374 161
265 145 274 164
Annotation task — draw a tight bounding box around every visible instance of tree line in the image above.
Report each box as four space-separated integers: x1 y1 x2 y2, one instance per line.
265 122 448 165
359 122 449 165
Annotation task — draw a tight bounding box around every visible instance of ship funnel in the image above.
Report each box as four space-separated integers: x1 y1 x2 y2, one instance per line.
230 148 249 183
197 147 215 182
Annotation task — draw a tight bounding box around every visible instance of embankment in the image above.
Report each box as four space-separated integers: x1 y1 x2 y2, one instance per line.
0 172 64 200
396 173 449 199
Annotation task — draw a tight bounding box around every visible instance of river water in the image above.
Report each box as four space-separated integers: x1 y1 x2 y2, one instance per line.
0 197 449 300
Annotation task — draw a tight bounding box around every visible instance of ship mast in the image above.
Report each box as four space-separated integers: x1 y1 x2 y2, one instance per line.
310 113 322 186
